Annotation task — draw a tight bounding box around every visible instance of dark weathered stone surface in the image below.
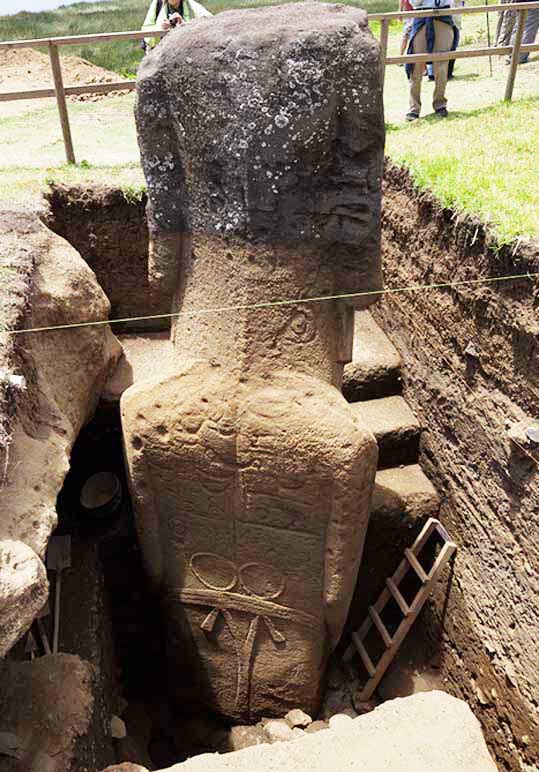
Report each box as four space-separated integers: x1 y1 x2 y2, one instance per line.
135 2 384 297
127 2 384 721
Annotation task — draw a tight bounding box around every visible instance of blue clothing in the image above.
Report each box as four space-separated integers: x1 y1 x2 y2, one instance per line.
405 16 459 78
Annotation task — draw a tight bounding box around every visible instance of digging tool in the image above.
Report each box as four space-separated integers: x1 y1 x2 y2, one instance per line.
25 630 38 661
37 601 52 656
47 535 71 654
0 731 22 760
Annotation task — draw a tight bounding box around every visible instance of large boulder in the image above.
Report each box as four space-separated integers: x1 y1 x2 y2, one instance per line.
158 692 497 772
0 209 121 655
126 3 384 720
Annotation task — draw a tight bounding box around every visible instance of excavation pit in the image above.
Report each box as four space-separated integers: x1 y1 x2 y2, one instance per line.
41 175 539 771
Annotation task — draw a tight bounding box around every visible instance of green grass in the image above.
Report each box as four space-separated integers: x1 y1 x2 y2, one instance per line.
387 98 539 243
0 92 144 199
1 0 538 244
381 12 539 243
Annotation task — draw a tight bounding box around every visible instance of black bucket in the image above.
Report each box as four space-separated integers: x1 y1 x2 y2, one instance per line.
80 471 122 520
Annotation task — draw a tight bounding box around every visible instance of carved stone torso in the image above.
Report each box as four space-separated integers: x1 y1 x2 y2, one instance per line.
122 2 384 720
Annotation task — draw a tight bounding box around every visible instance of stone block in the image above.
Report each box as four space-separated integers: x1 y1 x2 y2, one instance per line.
158 692 497 772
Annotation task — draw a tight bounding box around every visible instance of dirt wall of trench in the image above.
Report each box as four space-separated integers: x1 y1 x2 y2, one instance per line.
377 164 539 771
43 185 171 332
35 179 539 768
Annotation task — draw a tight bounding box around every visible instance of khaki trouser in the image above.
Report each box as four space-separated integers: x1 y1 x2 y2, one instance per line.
409 21 454 115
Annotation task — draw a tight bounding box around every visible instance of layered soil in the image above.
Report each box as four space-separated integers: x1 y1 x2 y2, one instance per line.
43 185 172 332
376 163 539 771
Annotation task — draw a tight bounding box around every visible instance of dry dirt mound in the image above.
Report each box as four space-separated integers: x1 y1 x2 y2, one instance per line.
0 48 127 112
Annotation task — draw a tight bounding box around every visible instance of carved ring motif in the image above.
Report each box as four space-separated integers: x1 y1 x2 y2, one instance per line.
176 553 311 716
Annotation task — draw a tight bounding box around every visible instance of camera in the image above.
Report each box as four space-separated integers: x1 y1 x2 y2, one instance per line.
169 12 182 26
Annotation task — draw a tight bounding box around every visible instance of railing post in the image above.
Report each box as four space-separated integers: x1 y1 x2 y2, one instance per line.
48 41 75 164
504 8 527 101
379 18 390 88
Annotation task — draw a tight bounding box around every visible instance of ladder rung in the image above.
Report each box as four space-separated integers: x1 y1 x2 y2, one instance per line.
352 632 376 677
350 518 457 702
405 548 428 582
369 606 392 647
386 578 410 615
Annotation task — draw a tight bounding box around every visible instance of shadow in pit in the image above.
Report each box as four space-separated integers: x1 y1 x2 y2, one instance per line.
53 401 226 769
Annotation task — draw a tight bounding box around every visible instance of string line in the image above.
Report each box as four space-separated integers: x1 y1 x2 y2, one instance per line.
1 270 537 336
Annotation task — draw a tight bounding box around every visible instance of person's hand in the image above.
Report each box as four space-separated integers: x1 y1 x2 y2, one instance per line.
169 12 183 25
161 18 171 29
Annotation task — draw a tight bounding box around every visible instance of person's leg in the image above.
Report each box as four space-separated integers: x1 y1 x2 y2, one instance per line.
409 26 427 117
432 21 454 113
520 8 539 61
496 0 507 46
499 6 517 47
400 32 408 56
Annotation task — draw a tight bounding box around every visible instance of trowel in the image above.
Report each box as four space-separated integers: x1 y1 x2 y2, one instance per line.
46 535 71 654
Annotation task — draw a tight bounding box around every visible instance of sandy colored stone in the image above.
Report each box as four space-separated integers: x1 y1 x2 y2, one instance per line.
304 721 329 735
0 209 121 655
227 725 269 751
285 709 312 728
343 310 402 401
103 332 175 400
0 541 48 662
158 692 497 772
328 713 354 730
122 366 377 719
262 719 296 743
101 765 150 772
110 716 127 740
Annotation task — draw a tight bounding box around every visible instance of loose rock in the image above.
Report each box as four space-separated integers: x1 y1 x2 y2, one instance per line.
110 716 127 740
285 709 312 729
262 719 296 743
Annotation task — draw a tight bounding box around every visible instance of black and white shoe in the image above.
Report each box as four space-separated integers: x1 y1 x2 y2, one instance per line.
435 107 448 118
406 111 419 122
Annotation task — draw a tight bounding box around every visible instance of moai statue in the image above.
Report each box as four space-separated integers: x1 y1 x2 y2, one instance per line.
123 3 384 720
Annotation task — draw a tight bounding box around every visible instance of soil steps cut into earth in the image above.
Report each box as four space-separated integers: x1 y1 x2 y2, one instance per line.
349 395 421 469
343 310 402 402
344 310 440 628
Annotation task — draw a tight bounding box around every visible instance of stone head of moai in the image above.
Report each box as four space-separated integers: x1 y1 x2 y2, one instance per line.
124 3 384 720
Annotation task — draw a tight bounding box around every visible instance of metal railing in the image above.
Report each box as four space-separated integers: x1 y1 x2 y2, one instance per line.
0 2 538 163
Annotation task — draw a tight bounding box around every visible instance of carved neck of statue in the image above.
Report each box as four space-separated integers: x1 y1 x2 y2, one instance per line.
168 235 355 387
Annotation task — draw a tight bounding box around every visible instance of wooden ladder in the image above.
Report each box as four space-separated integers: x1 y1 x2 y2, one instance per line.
344 517 457 701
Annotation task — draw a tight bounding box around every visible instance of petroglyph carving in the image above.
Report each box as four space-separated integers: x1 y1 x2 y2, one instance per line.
175 554 309 713
123 2 384 719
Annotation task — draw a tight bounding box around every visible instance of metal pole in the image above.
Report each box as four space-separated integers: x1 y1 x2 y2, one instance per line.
486 0 494 75
504 8 527 100
48 41 75 164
